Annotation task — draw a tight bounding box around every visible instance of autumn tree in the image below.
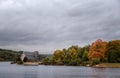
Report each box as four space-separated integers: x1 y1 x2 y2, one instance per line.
88 39 107 61
66 45 79 60
52 50 64 64
62 48 69 64
67 45 82 65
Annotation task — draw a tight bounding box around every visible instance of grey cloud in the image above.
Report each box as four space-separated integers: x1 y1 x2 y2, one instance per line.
0 0 120 53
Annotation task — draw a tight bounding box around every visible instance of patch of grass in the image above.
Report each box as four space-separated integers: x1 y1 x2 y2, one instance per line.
93 63 120 68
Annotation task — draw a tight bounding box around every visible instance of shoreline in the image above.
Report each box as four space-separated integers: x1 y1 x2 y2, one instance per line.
7 62 120 68
93 63 120 68
23 62 39 66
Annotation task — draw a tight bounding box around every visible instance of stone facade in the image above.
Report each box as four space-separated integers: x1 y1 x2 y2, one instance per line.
21 51 39 62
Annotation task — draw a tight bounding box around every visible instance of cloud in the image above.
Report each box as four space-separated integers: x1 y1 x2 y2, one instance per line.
0 0 120 53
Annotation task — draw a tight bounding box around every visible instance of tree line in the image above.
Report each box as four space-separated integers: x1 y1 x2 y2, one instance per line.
42 39 120 66
0 39 120 66
0 49 21 61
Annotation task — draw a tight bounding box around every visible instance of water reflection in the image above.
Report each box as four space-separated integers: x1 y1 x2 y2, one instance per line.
0 62 120 78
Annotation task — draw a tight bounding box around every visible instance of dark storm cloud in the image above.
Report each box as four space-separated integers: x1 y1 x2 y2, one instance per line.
0 0 120 53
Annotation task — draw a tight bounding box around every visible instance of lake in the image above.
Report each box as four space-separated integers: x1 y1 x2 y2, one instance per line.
0 62 120 78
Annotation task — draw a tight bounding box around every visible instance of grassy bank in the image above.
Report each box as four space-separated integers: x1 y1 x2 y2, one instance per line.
23 62 39 66
93 63 120 68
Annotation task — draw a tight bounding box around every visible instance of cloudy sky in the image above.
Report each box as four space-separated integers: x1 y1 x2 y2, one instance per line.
0 0 120 54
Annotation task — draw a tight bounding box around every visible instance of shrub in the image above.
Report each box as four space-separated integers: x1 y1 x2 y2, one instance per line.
91 58 100 66
68 59 82 66
42 57 51 65
81 61 90 66
17 61 23 64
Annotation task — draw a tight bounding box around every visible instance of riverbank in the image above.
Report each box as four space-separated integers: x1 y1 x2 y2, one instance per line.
23 62 39 66
93 63 120 68
10 61 120 68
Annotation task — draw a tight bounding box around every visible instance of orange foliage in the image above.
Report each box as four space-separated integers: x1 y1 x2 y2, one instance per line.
88 39 107 60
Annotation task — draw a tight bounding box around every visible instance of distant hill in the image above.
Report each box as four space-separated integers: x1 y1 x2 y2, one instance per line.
0 48 21 61
0 48 52 61
39 54 52 61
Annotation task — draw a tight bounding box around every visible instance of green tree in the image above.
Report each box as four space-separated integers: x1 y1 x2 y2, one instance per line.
78 45 89 58
106 40 120 63
42 57 51 65
52 50 64 64
82 50 88 61
91 58 100 65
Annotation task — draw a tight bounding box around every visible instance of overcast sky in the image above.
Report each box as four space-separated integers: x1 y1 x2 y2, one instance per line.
0 0 120 54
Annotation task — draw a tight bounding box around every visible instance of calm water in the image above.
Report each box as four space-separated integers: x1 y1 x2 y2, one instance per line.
0 62 120 78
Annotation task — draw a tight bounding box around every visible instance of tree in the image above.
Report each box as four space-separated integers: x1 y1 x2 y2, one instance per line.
78 45 89 58
42 57 51 65
106 40 120 63
14 54 21 62
52 45 82 65
82 50 88 61
67 46 82 65
52 50 64 64
62 48 69 64
88 39 107 61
